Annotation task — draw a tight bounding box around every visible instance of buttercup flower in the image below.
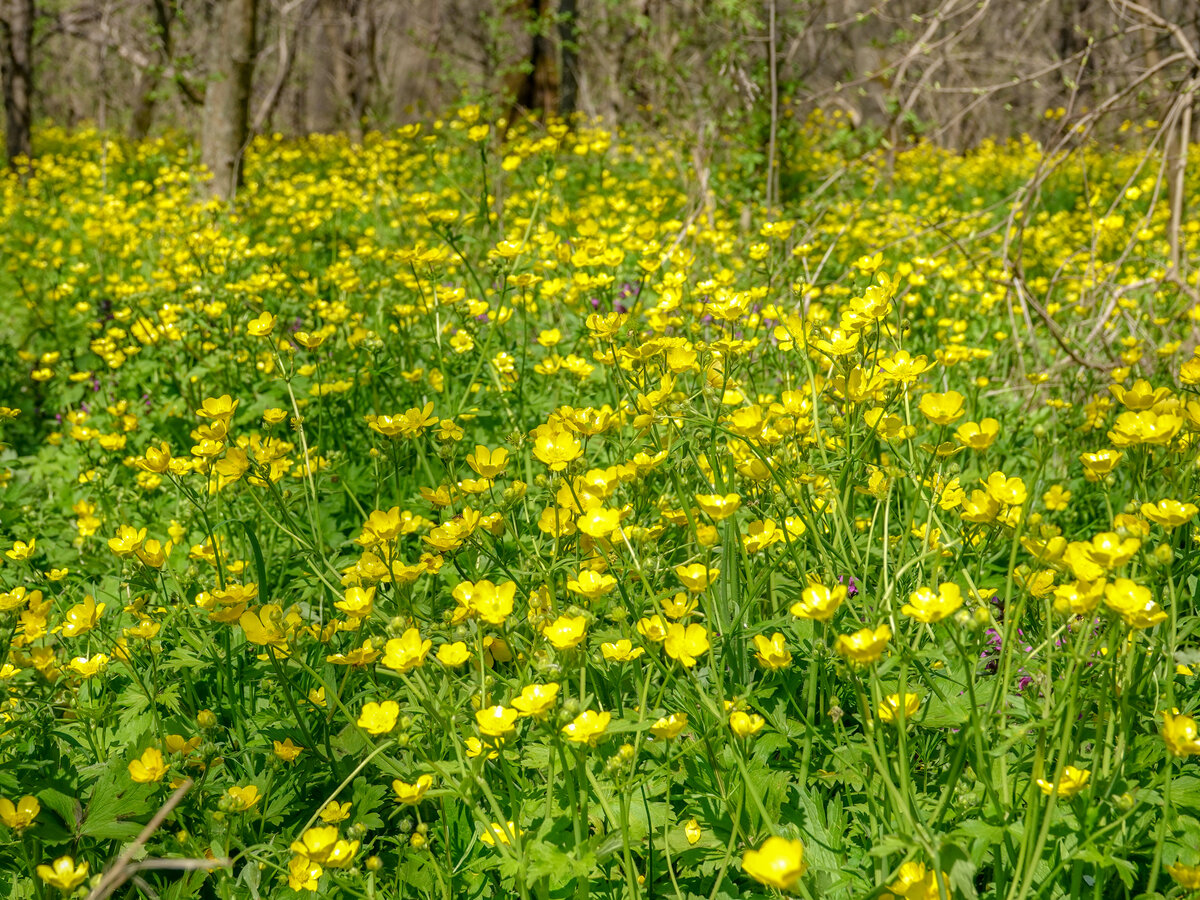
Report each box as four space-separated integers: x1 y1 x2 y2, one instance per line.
0 795 40 831
729 710 765 738
226 784 261 811
511 682 559 718
877 693 921 724
664 622 710 667
358 700 400 735
37 856 89 892
791 583 845 622
601 639 645 661
382 628 432 672
1036 765 1090 798
835 624 892 665
543 614 588 650
476 705 520 738
393 774 433 804
562 710 612 745
128 747 169 783
753 633 793 669
901 583 963 623
650 712 689 739
742 836 807 890
1162 710 1200 757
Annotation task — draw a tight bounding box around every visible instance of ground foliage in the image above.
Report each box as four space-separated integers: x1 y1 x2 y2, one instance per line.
2 109 1200 899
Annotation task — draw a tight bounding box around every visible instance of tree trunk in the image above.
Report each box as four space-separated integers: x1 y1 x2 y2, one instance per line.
306 0 340 133
558 0 578 116
201 0 257 198
1 0 35 166
515 0 557 116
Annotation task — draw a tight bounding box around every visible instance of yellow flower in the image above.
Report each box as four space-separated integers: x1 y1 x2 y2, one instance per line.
479 820 521 846
753 633 793 669
887 861 948 900
128 747 169 783
357 700 400 735
6 539 35 561
196 395 238 426
637 614 669 642
288 855 322 891
984 471 1027 506
108 524 147 557
694 492 741 521
660 592 699 619
650 712 688 740
335 586 375 618
466 445 509 478
226 785 261 812
246 310 277 336
664 622 710 667
1043 485 1072 511
319 801 352 824
465 736 500 759
454 579 516 626
511 682 560 718
729 710 765 738
1080 448 1122 481
273 738 304 762
1103 578 1166 629
393 774 433 805
165 734 200 755
684 818 702 845
436 641 471 667
567 568 617 599
36 856 89 892
1108 409 1182 446
600 639 645 661
674 563 719 593
531 424 583 471
576 506 620 539
1167 862 1200 889
954 418 999 449
562 710 612 745
835 624 892 665
240 605 289 650
1142 499 1199 529
68 654 109 678
790 583 846 622
877 350 932 383
877 693 921 724
290 825 339 863
1086 532 1140 569
741 836 807 890
382 628 432 672
476 705 520 738
326 638 381 666
324 836 361 868
1163 710 1200 757
1052 580 1105 616
918 390 966 425
0 795 40 831
901 583 963 623
543 614 588 650
137 442 172 473
1036 765 1090 798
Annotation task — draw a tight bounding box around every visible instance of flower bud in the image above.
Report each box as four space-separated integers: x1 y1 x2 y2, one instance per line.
197 709 217 729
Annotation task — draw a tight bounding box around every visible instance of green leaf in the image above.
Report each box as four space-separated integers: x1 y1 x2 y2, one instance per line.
80 760 155 840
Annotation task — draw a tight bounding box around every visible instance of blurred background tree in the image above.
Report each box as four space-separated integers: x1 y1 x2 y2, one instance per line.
1 0 1197 199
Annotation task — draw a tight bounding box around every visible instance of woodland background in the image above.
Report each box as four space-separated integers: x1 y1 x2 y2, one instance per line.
0 0 1199 198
